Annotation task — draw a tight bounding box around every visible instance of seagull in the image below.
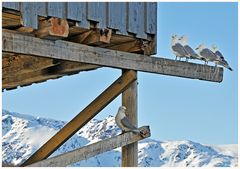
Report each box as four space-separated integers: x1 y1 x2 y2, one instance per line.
171 34 189 61
211 45 233 71
195 44 218 65
115 106 144 136
178 35 202 60
211 45 224 61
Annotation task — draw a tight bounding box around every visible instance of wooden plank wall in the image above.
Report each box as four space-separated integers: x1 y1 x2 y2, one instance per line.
108 2 127 35
2 2 157 43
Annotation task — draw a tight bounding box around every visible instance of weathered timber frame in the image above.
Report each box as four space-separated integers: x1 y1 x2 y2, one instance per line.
21 70 137 166
3 29 224 167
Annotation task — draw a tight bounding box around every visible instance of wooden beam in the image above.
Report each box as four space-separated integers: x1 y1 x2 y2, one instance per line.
2 29 224 82
122 70 138 167
20 70 137 166
68 28 112 45
27 126 150 167
34 17 69 39
107 40 143 53
3 58 100 90
2 53 58 78
2 11 21 28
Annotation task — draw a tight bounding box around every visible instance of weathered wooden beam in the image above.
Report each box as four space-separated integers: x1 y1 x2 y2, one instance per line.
2 11 21 28
16 26 34 33
34 17 69 39
2 53 58 78
2 29 224 82
107 40 142 53
122 70 138 167
68 28 112 45
27 126 150 167
20 70 137 166
2 57 100 90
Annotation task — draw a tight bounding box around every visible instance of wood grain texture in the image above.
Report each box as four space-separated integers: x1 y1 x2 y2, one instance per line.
2 30 223 82
2 2 156 41
122 70 138 167
27 126 150 167
35 17 69 39
2 57 99 90
20 70 137 166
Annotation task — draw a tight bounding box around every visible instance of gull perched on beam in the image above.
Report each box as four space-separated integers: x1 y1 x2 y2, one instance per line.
178 35 202 60
115 106 145 137
211 45 233 71
171 35 189 61
195 44 218 65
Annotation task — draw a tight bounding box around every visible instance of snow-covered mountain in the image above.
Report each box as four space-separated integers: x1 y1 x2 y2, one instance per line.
2 110 238 167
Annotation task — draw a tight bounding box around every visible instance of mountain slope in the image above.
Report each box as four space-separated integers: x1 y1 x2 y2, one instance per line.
2 110 238 167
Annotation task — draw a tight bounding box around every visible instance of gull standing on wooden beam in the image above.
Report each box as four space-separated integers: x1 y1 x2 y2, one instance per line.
211 45 233 71
195 43 218 65
171 35 189 61
178 35 202 60
115 106 145 137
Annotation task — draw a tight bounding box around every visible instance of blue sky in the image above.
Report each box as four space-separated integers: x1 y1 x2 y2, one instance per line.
2 2 238 145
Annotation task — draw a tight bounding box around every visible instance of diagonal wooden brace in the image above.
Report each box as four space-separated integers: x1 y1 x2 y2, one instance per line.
21 70 137 166
27 126 150 167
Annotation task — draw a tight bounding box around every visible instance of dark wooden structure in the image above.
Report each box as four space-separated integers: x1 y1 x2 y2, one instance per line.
2 2 223 167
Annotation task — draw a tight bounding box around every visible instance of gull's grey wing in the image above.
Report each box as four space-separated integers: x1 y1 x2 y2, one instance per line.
215 50 224 60
184 45 199 58
121 117 138 130
200 48 217 61
184 45 196 55
172 43 188 56
219 59 232 70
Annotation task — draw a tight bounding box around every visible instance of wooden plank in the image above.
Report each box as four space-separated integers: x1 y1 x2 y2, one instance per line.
2 53 56 78
107 40 143 53
69 29 112 45
20 70 137 166
2 30 224 82
35 17 69 39
48 2 66 18
108 2 127 35
136 3 147 39
128 2 148 39
16 26 34 33
67 2 89 29
20 2 38 29
146 3 157 34
122 70 138 167
35 2 48 17
2 11 21 28
27 126 150 167
2 2 20 10
87 2 107 28
2 57 99 90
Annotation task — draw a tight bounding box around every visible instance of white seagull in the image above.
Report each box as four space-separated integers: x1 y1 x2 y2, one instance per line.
211 45 233 71
115 106 144 136
178 35 202 60
171 35 189 61
195 44 218 65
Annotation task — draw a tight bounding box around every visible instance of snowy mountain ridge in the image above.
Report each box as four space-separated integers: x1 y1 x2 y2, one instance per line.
2 109 238 167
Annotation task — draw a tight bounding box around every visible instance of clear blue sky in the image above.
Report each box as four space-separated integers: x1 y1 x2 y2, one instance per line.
2 2 238 145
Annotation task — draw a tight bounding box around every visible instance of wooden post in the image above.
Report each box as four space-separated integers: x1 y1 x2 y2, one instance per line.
122 70 138 167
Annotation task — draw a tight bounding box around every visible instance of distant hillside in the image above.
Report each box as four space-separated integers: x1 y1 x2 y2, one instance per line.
2 110 238 167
